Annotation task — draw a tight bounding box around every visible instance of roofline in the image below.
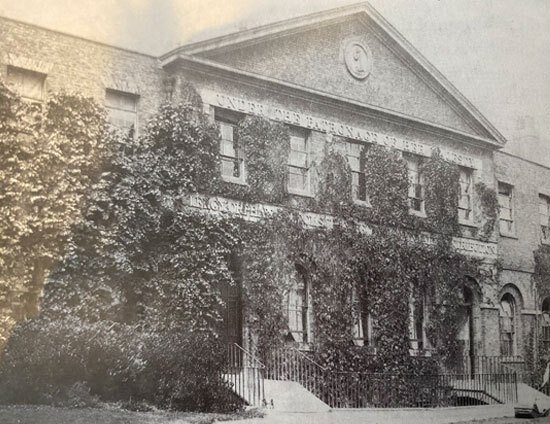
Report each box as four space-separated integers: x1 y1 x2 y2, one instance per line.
160 2 369 59
164 54 504 150
0 15 158 60
496 150 550 173
161 1 507 146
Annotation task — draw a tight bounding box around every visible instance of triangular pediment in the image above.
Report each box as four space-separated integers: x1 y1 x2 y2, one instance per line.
162 3 505 145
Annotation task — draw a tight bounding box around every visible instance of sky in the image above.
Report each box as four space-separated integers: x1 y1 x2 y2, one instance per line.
1 0 549 157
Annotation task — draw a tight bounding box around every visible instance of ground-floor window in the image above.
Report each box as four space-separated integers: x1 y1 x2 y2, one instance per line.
287 265 312 345
499 294 516 356
542 298 550 352
352 288 375 349
409 288 427 351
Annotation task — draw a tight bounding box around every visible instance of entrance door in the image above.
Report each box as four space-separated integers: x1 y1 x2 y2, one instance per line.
222 254 243 348
458 286 476 375
223 282 243 347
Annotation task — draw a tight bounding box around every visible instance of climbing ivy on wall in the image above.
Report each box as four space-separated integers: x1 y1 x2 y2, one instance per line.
2 80 495 409
422 149 460 237
215 115 291 204
475 182 499 241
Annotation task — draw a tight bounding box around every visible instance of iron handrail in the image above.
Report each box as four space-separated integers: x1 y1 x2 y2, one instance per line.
285 346 327 371
229 343 266 369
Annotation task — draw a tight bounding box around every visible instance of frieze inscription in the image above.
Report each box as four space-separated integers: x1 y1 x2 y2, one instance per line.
202 89 481 169
182 193 497 260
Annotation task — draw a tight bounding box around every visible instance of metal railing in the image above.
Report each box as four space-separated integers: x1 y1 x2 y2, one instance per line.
451 355 525 376
264 348 518 408
321 372 517 408
264 346 327 399
224 343 265 407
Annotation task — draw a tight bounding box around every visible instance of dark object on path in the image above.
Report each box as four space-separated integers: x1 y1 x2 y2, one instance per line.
514 403 550 418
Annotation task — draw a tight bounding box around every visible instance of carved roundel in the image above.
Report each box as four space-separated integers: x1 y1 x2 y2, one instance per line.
344 40 372 80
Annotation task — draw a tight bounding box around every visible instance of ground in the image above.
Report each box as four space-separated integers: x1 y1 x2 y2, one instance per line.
0 405 263 424
1 405 549 424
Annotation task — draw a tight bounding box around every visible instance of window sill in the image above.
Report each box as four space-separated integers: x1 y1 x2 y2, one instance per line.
288 188 314 198
409 349 432 357
353 340 377 353
297 342 313 352
409 209 426 218
459 219 478 229
500 231 518 239
221 176 247 186
353 199 371 208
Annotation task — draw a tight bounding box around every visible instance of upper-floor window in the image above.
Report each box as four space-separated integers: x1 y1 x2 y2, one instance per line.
498 182 515 236
458 167 473 223
7 66 45 102
346 142 368 204
404 153 424 215
105 89 138 135
539 194 550 244
215 110 244 184
288 127 310 195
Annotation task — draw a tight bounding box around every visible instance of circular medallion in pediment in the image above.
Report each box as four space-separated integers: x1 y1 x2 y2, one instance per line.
344 40 372 80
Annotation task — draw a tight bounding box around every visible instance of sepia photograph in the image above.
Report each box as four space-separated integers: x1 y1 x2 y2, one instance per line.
0 1 549 423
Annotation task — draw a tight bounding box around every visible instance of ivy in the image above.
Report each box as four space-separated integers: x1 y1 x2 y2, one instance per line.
362 145 409 227
0 79 110 349
422 149 460 237
315 146 353 215
475 182 499 241
216 115 291 204
2 81 494 407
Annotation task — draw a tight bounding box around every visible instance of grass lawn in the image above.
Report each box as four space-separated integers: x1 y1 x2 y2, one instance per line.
0 404 264 424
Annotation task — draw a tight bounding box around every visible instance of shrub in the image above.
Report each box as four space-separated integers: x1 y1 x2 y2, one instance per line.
0 317 239 412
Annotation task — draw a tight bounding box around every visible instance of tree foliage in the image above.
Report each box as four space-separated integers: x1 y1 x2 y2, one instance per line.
0 79 109 345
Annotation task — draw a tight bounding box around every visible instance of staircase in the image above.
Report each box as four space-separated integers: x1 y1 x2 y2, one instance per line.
224 346 520 409
223 343 265 406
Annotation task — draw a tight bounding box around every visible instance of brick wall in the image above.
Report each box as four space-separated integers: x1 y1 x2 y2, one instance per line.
0 16 166 133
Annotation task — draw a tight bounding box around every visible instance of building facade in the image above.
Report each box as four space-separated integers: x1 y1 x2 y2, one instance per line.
1 2 548 404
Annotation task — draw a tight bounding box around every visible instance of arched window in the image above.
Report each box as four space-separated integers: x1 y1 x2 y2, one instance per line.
458 286 475 354
409 287 427 352
499 294 516 356
542 298 550 351
352 288 375 349
287 265 312 345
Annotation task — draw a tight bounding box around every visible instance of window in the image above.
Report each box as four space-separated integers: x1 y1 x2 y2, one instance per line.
405 153 424 214
409 288 427 351
105 89 138 134
215 110 244 183
287 266 312 345
499 294 516 356
352 288 375 348
498 182 514 235
458 167 473 222
288 128 310 195
346 142 368 203
7 66 45 101
458 286 475 356
539 194 550 244
542 298 550 352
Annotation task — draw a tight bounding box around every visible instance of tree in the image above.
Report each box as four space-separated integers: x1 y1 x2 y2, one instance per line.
0 79 109 346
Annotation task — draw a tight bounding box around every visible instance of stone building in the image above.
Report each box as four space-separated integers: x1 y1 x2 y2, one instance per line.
1 1 547 406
